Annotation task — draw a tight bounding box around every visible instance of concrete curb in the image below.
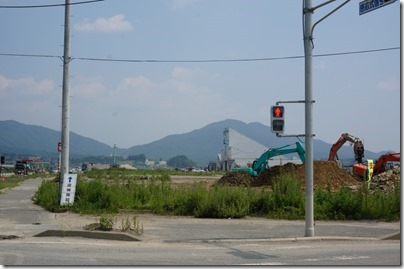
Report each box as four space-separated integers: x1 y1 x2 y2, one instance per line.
199 236 380 244
379 231 401 240
34 230 141 241
32 230 400 243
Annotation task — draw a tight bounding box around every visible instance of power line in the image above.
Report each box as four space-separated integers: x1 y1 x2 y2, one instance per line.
0 52 61 59
75 47 399 63
0 46 399 63
0 0 104 9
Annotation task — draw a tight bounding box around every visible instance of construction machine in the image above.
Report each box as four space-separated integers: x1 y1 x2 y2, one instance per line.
373 152 401 175
328 133 365 163
352 152 400 180
232 142 305 176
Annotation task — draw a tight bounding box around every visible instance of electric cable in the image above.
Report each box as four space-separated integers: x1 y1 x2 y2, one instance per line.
0 46 398 63
0 0 104 9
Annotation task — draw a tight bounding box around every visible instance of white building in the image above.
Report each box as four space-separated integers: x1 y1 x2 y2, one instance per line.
211 127 303 171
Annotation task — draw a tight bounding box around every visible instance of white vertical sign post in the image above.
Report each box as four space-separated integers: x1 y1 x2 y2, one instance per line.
60 174 77 205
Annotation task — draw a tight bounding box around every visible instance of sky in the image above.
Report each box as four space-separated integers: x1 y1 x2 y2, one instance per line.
0 0 401 153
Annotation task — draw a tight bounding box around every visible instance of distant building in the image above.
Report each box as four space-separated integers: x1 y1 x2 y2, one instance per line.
145 159 155 167
209 127 303 172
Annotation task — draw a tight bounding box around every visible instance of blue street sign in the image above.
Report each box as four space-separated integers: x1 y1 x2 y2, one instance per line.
359 0 396 15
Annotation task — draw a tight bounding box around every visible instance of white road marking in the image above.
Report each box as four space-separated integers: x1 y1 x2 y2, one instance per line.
239 262 287 265
3 240 113 247
304 255 370 262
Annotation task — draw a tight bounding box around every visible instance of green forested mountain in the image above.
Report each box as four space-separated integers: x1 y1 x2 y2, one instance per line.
0 119 383 166
0 120 113 157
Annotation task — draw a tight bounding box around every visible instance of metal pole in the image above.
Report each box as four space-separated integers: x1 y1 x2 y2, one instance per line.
59 0 71 200
304 0 314 237
113 144 117 165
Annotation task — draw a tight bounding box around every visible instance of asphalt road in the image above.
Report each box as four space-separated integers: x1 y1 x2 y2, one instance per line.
0 177 400 266
0 235 400 265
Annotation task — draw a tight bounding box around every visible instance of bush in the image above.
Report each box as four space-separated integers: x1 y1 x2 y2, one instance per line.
99 214 115 231
195 186 250 218
33 180 66 212
33 171 400 221
270 175 304 219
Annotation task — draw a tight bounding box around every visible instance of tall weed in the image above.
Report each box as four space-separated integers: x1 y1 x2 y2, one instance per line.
33 171 400 221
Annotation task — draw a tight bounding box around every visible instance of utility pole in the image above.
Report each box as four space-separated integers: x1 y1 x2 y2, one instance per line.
303 0 315 237
59 0 71 200
302 0 354 237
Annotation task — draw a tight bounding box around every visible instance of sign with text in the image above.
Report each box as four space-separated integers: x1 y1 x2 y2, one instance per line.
60 174 77 205
359 0 396 15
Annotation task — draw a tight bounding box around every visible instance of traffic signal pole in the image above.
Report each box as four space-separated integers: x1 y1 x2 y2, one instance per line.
303 0 314 237
302 0 351 237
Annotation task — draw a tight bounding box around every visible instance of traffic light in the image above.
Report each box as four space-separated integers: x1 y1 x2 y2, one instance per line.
0 156 4 164
271 105 284 133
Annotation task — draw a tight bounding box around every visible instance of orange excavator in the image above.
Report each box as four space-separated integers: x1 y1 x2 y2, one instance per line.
329 133 400 182
352 152 400 180
328 133 365 164
373 152 401 174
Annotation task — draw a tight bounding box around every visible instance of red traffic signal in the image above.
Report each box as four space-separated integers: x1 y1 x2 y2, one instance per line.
272 106 284 118
270 105 284 133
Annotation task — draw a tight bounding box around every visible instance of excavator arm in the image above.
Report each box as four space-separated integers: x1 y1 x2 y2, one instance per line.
233 142 305 176
328 136 347 161
328 133 364 163
373 152 400 175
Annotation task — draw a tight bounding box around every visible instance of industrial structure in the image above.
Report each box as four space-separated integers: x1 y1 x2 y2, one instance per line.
209 128 303 171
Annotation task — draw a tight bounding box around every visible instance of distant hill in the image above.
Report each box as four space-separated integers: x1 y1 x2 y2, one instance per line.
0 120 112 157
121 119 383 165
0 119 385 165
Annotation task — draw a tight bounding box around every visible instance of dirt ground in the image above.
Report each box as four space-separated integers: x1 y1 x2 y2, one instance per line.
216 160 364 192
156 161 399 193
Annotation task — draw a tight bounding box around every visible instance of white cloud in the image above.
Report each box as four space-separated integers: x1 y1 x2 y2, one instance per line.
114 76 158 105
170 67 201 94
171 67 196 80
72 77 105 98
0 75 10 90
0 75 54 96
376 80 397 91
0 74 60 131
75 14 133 32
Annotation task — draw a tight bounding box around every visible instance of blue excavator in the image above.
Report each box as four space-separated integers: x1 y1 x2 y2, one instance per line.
232 142 306 177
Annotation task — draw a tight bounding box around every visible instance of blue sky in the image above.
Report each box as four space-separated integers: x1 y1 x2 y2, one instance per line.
0 0 400 153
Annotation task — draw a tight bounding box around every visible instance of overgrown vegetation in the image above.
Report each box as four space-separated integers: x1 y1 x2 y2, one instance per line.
82 167 223 180
83 214 144 235
0 173 53 192
33 169 400 221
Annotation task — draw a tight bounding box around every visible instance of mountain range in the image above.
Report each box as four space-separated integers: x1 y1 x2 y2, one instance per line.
0 119 387 165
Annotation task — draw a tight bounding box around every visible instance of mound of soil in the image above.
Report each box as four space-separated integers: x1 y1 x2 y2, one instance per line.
216 160 362 192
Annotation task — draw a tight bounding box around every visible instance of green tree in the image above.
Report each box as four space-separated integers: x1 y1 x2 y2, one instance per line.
167 155 196 169
127 154 146 163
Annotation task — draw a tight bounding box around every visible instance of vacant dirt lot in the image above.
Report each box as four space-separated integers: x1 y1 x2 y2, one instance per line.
216 161 363 192
166 161 399 193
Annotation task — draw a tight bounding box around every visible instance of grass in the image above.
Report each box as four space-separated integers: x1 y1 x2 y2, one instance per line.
32 169 400 221
0 173 53 192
